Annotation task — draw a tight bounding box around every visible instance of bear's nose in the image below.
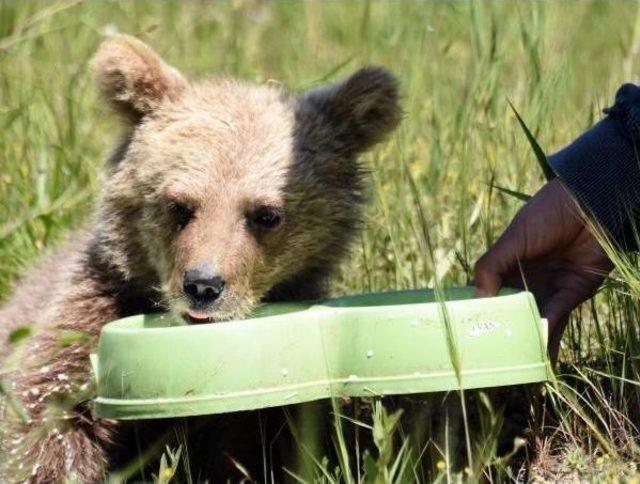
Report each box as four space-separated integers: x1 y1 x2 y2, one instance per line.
183 264 226 306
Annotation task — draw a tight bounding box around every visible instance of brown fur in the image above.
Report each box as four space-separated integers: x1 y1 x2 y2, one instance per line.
0 35 400 482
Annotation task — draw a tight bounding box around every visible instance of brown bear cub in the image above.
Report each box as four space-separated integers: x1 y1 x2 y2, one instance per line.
0 35 400 482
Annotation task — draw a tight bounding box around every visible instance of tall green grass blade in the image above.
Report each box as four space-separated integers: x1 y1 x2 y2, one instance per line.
491 184 532 202
402 156 474 472
507 99 555 181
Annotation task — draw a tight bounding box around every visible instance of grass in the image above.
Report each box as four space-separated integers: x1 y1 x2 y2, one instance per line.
2 0 640 481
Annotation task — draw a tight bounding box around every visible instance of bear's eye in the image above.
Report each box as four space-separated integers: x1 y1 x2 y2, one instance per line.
247 206 283 232
168 201 194 230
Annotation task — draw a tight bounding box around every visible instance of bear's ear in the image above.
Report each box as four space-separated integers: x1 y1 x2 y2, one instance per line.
91 35 187 122
297 67 401 156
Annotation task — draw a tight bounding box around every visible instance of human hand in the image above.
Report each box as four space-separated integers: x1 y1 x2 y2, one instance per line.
474 179 613 361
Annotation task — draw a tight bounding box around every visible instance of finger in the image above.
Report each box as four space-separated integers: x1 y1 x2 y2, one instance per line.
474 225 524 297
547 315 569 365
473 260 502 297
541 287 590 334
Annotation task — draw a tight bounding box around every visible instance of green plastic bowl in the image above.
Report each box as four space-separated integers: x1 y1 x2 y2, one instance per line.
91 287 550 420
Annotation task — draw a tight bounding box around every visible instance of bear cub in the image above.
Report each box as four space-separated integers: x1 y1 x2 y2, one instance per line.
0 35 400 482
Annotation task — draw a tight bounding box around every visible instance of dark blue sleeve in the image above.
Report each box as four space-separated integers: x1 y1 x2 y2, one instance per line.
549 84 640 251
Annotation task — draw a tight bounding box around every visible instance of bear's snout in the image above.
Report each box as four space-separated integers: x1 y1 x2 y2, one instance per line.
183 263 226 307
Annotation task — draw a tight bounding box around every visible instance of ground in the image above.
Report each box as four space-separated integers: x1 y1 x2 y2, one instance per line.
2 1 640 482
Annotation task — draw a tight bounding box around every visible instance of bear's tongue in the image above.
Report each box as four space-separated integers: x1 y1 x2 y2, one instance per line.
186 309 210 322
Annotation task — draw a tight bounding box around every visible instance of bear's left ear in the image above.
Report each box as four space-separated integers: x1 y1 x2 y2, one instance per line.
91 34 187 123
297 67 401 156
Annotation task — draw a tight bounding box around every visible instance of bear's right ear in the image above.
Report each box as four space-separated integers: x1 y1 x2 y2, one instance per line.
91 35 187 123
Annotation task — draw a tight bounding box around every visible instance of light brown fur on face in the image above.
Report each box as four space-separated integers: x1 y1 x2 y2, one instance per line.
0 35 400 481
112 81 299 321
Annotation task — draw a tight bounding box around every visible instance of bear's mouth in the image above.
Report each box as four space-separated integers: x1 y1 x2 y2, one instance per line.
182 309 214 324
177 298 251 325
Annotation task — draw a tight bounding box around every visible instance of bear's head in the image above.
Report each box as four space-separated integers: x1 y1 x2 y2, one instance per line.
90 35 401 323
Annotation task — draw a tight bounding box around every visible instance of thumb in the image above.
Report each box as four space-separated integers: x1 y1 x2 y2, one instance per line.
544 290 577 365
542 286 587 363
542 285 591 334
547 314 569 365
